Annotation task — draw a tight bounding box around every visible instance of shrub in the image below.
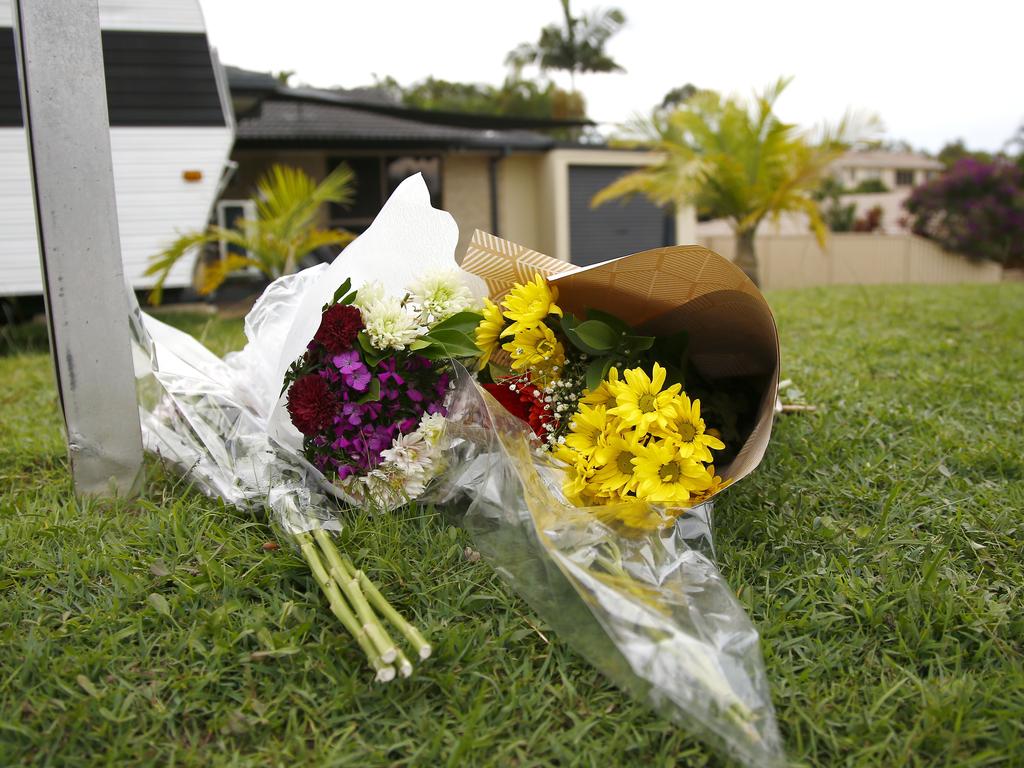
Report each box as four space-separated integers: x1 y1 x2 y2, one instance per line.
903 159 1024 266
852 178 889 194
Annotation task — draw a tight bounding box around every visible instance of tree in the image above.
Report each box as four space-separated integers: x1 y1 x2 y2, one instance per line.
506 0 626 92
145 164 355 303
592 78 859 286
903 158 1024 267
659 83 699 112
936 139 993 169
375 74 586 122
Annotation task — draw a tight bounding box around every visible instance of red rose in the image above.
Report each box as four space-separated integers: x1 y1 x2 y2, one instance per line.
287 374 338 435
314 304 364 354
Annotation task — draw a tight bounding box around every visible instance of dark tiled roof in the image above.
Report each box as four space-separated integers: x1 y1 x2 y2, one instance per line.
235 98 556 150
224 66 279 92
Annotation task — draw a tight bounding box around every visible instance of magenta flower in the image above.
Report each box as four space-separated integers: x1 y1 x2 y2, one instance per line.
333 350 371 392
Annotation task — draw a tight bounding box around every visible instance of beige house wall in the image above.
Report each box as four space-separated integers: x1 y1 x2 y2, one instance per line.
497 153 546 253
442 154 493 262
700 233 1004 290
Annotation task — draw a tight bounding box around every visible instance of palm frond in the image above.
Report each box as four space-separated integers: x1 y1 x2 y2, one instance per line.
196 254 258 295
144 230 220 304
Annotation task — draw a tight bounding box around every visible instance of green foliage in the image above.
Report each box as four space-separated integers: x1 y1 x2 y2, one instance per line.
851 178 890 194
594 78 873 285
659 82 699 112
4 284 1024 766
506 0 626 90
145 164 356 304
375 74 587 123
937 138 995 169
815 177 856 232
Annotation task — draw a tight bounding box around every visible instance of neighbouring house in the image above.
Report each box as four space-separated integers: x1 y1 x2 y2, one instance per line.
830 149 943 191
696 149 945 238
221 67 695 268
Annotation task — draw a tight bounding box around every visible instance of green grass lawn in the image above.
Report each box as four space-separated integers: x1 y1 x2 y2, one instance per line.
2 285 1023 767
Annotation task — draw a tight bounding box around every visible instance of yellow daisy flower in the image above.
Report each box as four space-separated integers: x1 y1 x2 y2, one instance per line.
500 275 563 337
580 366 619 407
502 322 565 376
608 363 682 437
564 403 610 458
590 432 645 496
658 393 726 462
632 440 712 505
688 465 731 504
474 298 506 366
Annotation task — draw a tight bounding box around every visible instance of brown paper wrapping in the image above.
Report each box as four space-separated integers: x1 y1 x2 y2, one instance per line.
462 230 780 485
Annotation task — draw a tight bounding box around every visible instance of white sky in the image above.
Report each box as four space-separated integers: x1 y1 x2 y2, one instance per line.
199 0 1022 153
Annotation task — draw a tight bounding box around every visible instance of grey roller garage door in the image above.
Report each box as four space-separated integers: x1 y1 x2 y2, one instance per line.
568 165 675 266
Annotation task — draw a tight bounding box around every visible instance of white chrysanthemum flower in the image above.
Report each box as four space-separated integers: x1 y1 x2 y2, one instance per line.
361 296 425 350
415 412 447 443
353 280 386 310
408 269 475 323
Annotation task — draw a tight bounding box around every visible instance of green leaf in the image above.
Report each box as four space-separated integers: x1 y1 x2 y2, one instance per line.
357 332 387 367
356 377 381 404
573 320 619 351
429 310 484 334
561 313 612 356
585 357 614 391
623 334 656 352
338 289 358 306
147 593 171 617
420 329 481 359
408 339 431 351
331 277 352 306
487 361 511 382
585 308 633 334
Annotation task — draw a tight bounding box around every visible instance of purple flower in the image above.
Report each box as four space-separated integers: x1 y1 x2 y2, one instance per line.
333 350 371 392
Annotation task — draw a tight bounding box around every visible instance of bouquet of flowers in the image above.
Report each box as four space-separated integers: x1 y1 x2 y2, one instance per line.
130 177 486 682
475 274 742 520
281 274 480 506
428 231 785 766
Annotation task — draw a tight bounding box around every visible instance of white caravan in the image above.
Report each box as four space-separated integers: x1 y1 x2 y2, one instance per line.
0 0 234 298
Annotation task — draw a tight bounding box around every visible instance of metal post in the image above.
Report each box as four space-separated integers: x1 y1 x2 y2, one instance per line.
12 0 144 496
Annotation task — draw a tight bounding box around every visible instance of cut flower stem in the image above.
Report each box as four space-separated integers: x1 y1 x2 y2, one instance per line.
312 528 399 664
296 531 395 682
345 553 433 660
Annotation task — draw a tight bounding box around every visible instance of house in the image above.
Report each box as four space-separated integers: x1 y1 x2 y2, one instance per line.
830 149 943 191
221 68 695 267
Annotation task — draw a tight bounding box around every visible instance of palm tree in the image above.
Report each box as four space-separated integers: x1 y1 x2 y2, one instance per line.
592 78 863 286
146 164 355 303
506 0 626 92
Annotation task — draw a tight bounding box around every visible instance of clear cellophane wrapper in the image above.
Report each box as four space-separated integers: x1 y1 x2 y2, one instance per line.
433 365 784 767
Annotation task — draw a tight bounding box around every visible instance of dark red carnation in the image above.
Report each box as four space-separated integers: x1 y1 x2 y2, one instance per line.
483 378 553 439
314 304 364 354
483 382 532 424
287 374 338 435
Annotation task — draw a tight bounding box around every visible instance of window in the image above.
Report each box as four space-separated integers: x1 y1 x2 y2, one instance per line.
216 199 257 262
895 169 915 186
328 155 442 233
